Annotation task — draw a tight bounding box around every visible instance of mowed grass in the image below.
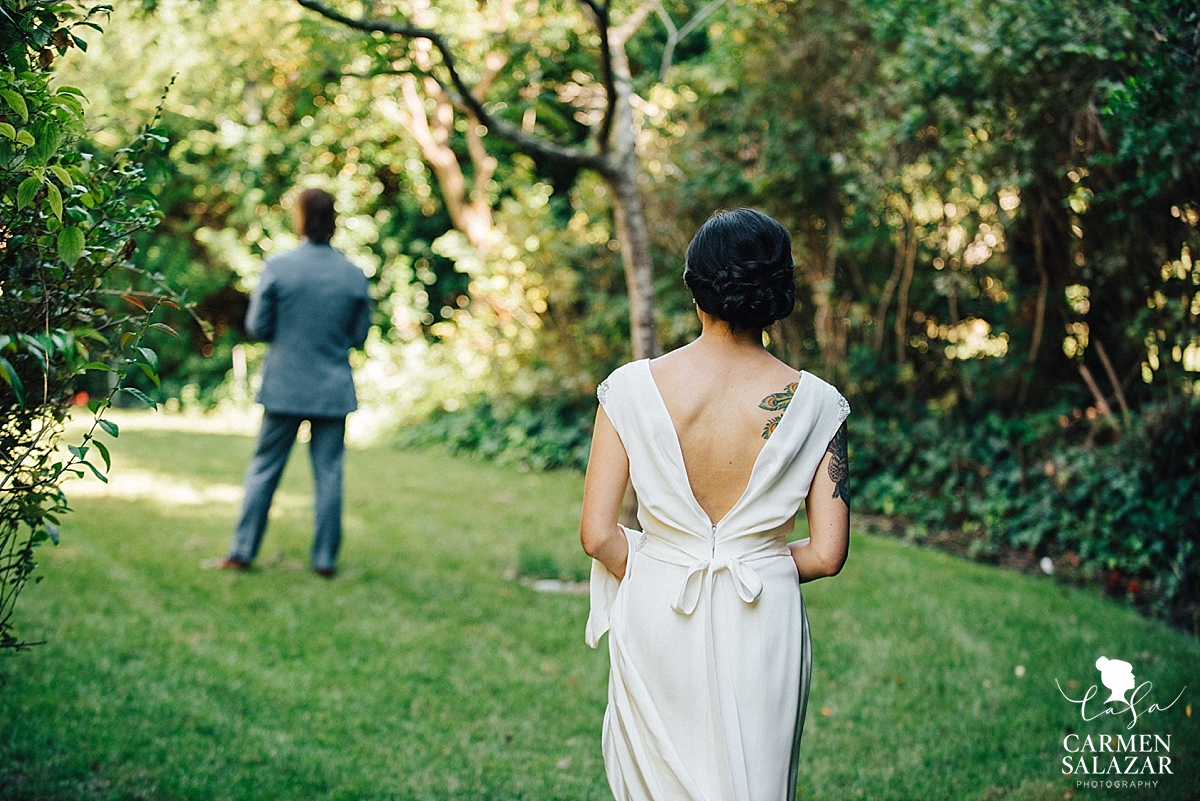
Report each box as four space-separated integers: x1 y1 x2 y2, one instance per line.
0 422 1197 800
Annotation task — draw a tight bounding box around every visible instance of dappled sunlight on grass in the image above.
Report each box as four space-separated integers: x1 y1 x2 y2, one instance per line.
65 466 247 506
67 407 265 438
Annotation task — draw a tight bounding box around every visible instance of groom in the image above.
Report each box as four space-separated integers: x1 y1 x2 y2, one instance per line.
213 188 372 578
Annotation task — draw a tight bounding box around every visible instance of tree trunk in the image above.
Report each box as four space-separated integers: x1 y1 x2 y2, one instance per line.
873 225 906 353
605 22 660 361
1028 214 1049 364
803 216 852 379
608 167 660 360
398 75 495 250
894 220 916 367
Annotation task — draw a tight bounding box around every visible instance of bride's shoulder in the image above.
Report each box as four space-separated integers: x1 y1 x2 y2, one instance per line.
597 359 648 406
798 369 834 392
763 355 802 385
600 359 649 385
798 369 850 420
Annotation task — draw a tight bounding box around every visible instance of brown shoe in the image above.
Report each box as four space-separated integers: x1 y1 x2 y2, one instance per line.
314 566 337 579
202 556 251 571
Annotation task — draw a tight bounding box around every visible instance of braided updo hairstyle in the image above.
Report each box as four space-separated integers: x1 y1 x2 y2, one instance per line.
683 208 796 331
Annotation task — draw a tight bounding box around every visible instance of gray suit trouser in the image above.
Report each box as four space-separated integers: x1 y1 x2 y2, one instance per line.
228 413 345 570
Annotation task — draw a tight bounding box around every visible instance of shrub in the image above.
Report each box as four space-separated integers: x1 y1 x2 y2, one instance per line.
0 1 176 650
851 401 1200 626
399 393 594 473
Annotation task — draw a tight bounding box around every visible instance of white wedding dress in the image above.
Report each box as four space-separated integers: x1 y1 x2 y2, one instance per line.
587 359 850 801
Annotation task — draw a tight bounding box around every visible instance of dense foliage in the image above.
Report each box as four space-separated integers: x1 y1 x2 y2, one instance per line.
54 0 1200 624
853 402 1200 624
0 0 174 650
400 392 596 472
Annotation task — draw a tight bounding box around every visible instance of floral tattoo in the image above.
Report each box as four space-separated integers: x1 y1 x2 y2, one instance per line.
759 382 798 439
826 422 849 505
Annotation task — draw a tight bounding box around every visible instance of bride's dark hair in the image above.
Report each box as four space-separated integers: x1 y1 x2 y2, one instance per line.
683 208 795 331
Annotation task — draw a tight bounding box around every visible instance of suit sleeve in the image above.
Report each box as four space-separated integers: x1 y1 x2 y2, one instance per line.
350 275 372 349
245 264 278 342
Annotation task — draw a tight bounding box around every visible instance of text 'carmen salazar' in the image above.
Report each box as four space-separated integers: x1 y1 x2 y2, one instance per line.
1062 733 1173 776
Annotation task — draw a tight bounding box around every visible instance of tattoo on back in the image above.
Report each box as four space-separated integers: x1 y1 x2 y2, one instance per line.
759 382 798 439
827 423 849 505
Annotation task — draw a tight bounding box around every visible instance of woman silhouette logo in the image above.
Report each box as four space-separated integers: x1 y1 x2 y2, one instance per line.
1095 656 1136 706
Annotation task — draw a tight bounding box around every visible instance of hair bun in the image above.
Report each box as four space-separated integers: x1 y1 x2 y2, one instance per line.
684 209 795 330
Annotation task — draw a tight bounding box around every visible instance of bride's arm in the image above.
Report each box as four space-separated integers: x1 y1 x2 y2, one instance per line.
791 423 850 582
580 406 631 579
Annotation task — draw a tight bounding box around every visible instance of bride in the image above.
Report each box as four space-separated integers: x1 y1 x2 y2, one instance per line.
580 208 850 801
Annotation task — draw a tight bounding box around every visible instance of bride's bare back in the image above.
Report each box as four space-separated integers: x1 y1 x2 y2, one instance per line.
649 337 802 526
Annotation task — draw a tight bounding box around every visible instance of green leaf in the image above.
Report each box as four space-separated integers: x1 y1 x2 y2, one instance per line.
0 122 14 140
92 439 111 471
98 418 119 438
17 176 41 209
0 89 29 122
77 361 114 373
68 443 87 460
56 86 86 97
119 386 157 409
44 522 59 545
77 328 107 344
51 93 84 118
15 129 35 147
137 361 161 388
20 336 47 371
58 226 85 266
119 332 136 350
82 460 108 483
0 356 25 406
137 346 158 371
49 165 72 186
149 322 181 338
27 121 61 166
45 181 62 221
121 294 148 311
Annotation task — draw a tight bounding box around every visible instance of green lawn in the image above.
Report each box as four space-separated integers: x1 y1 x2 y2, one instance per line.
1 423 1196 800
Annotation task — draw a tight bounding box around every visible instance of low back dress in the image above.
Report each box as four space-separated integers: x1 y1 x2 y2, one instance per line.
586 359 850 801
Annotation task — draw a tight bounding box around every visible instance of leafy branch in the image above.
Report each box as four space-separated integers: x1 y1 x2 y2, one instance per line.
0 0 178 651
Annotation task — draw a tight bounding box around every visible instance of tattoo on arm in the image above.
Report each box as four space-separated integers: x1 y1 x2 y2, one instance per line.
759 381 798 439
826 422 849 505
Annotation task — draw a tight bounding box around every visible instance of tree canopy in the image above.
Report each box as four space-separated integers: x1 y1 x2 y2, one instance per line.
39 0 1200 624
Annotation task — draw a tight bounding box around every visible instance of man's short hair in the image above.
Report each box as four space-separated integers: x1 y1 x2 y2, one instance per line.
297 188 336 243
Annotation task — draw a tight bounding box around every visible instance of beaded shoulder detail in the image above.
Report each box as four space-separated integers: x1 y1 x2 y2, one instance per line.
836 393 851 424
597 378 611 408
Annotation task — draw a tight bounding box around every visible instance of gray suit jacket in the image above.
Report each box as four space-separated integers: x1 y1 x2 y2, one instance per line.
246 241 372 418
